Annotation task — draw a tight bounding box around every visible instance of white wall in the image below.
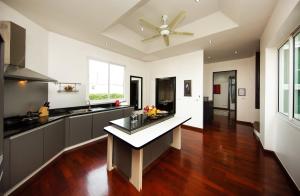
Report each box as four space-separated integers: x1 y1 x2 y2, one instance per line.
148 51 203 128
204 57 258 123
0 1 205 128
48 33 149 109
0 1 48 75
260 0 300 189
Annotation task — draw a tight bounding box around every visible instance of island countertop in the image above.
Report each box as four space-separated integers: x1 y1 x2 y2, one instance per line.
104 115 191 149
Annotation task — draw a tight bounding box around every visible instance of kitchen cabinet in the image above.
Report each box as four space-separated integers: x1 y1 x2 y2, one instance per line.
68 114 92 146
108 109 123 121
1 139 10 192
92 108 129 138
123 107 134 117
44 119 65 162
9 126 44 186
92 111 110 138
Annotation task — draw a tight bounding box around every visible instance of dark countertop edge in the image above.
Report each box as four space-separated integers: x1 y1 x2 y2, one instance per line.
105 117 192 150
4 105 133 139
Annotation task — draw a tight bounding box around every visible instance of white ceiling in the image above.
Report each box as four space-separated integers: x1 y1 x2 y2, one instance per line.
1 0 278 63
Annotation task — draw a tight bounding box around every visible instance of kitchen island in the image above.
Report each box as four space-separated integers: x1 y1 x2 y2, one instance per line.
104 114 191 191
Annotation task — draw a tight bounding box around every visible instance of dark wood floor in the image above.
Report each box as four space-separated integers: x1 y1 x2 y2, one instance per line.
11 115 297 196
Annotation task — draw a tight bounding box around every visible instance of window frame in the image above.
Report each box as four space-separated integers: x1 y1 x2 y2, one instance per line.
277 26 300 123
293 29 300 120
278 40 291 116
87 57 125 104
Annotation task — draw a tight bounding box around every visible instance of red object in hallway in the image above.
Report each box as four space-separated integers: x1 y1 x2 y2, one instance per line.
213 84 221 94
115 100 120 106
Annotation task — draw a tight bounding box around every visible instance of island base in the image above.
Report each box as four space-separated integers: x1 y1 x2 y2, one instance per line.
106 126 182 192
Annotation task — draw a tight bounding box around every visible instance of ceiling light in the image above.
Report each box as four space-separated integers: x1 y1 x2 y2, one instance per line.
195 0 201 3
160 29 170 36
234 50 238 54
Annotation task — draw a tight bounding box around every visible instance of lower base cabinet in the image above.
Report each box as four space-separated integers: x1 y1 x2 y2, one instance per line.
3 107 134 192
9 127 44 186
44 120 65 161
92 111 110 138
68 114 93 146
123 107 134 117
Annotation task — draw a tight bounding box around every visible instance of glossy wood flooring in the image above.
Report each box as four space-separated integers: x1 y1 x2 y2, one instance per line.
11 115 297 196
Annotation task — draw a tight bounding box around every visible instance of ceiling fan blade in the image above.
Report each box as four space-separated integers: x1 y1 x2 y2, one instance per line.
142 34 161 42
163 35 169 46
171 31 194 36
139 18 160 32
168 11 187 30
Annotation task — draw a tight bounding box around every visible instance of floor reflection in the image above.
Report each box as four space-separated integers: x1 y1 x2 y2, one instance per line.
86 166 108 196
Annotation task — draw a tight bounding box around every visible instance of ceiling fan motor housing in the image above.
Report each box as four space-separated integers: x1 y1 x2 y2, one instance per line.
160 29 170 36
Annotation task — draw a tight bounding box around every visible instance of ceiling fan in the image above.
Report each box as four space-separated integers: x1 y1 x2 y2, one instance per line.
139 11 194 47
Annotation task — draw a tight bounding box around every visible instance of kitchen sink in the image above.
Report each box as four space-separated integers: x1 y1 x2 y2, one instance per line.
69 107 106 114
90 107 106 112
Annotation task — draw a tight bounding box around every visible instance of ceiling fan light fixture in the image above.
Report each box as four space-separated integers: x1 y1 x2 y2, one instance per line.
160 29 170 36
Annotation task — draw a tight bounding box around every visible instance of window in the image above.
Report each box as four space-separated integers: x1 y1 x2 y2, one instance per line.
278 27 300 122
88 59 124 101
279 41 290 115
294 32 300 119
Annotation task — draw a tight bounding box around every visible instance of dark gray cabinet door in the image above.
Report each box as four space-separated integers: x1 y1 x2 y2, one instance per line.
69 114 92 146
123 107 134 117
108 109 123 121
10 127 44 186
44 120 65 162
1 139 10 192
92 112 110 138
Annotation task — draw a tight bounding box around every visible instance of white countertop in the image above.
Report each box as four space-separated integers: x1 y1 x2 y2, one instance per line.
104 115 191 149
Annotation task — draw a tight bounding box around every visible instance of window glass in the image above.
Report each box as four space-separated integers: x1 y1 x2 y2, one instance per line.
109 64 124 99
88 60 124 101
294 33 300 119
279 41 290 115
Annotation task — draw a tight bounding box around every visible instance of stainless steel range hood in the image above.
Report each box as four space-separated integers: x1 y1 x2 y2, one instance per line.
0 21 57 82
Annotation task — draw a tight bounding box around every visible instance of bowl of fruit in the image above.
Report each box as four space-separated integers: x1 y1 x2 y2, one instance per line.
143 105 158 118
143 105 167 119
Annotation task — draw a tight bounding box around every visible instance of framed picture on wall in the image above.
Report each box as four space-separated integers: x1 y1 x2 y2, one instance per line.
238 88 246 96
213 84 221 94
184 80 192 96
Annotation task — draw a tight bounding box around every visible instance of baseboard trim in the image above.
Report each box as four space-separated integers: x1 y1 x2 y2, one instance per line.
181 125 203 133
236 120 253 127
5 135 108 196
255 136 300 195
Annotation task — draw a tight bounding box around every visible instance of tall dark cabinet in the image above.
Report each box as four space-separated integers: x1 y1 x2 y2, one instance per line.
0 34 4 193
155 77 176 114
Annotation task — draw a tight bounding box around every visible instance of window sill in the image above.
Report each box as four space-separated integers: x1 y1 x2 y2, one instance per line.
276 112 300 130
89 99 125 105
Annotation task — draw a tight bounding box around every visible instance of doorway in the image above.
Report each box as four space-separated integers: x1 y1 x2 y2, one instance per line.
212 70 237 122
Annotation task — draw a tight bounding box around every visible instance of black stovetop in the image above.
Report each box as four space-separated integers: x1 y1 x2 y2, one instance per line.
109 113 174 135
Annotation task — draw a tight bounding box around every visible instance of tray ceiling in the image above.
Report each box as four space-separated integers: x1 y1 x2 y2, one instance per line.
1 0 277 63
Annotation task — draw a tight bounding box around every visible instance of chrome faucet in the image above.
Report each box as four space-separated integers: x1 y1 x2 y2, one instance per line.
87 100 91 110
